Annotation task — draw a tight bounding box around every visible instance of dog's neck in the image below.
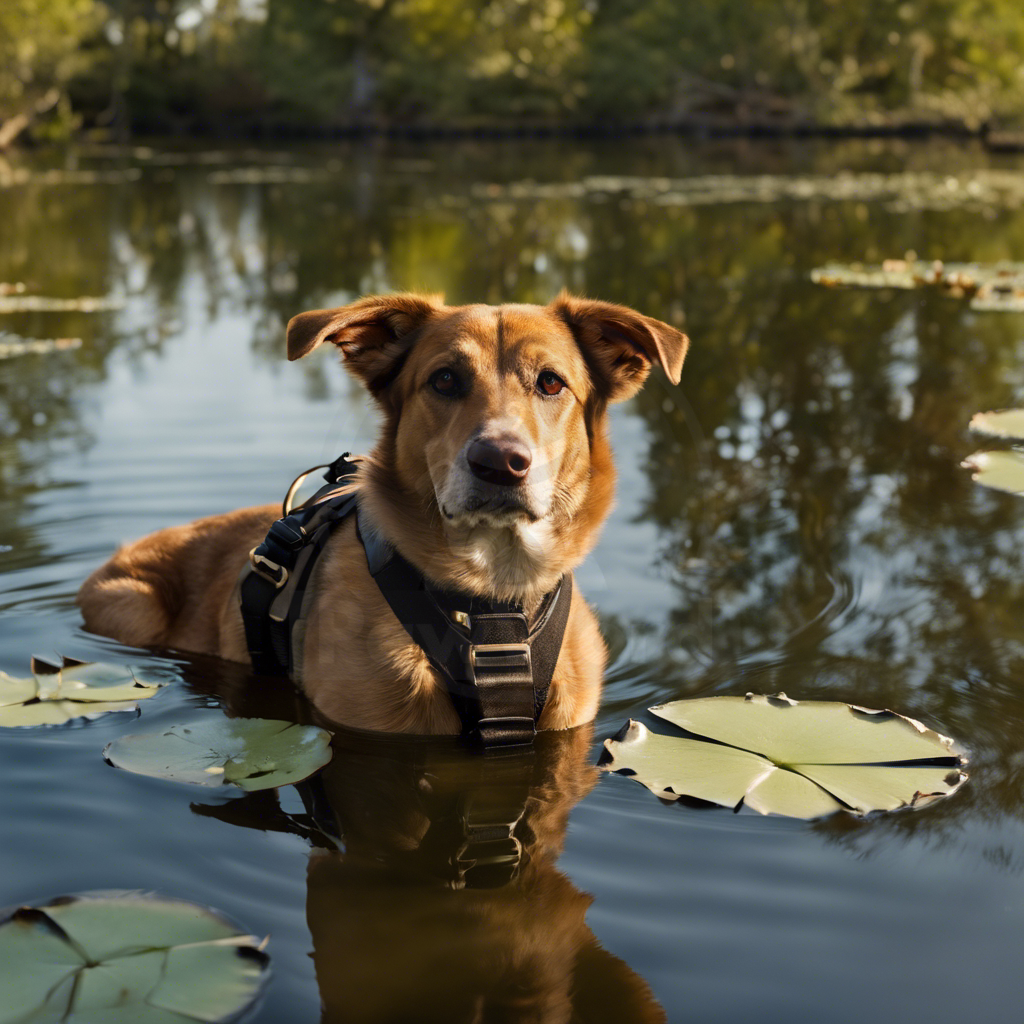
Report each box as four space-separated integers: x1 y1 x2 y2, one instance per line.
355 436 615 609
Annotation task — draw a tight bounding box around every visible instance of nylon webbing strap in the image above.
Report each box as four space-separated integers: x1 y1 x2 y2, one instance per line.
239 455 361 677
239 493 358 676
469 611 534 746
360 511 572 749
239 451 574 750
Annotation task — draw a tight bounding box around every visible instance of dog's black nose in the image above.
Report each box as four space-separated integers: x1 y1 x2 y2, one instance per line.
466 437 532 487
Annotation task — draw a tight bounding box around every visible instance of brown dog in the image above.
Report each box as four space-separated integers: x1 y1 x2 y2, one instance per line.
78 293 688 734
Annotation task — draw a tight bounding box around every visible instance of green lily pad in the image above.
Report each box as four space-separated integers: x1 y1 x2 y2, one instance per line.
601 693 967 819
104 717 333 791
962 449 1024 496
811 262 921 290
0 892 269 1024
811 259 1024 310
968 292 1024 312
0 658 167 728
969 409 1024 441
0 294 124 313
0 335 82 360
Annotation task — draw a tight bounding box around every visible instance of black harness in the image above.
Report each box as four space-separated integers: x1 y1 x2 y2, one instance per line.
238 455 572 749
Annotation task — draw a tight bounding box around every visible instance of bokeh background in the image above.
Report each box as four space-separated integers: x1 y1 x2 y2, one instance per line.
6 0 1024 144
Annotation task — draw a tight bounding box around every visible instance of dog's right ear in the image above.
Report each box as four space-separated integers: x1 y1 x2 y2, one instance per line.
286 293 443 395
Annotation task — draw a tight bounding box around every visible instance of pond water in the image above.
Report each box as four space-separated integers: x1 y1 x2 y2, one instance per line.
2 138 1024 1022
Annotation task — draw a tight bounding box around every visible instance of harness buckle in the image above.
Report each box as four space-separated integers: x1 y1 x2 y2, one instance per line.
476 717 536 749
267 518 306 549
468 643 532 682
249 547 289 588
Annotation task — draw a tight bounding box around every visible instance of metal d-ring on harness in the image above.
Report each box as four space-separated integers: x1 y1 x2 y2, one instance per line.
238 453 572 749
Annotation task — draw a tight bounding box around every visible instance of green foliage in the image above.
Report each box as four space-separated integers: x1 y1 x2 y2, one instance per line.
250 0 587 125
0 0 103 137
586 0 1024 124
9 0 1024 134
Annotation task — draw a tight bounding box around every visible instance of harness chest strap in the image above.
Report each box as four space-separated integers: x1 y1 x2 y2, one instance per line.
238 459 572 748
357 510 572 747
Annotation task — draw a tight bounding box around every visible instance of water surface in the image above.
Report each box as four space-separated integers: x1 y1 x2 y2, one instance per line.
2 138 1024 1022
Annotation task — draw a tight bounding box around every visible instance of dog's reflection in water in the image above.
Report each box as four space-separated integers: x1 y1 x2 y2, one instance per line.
194 710 665 1024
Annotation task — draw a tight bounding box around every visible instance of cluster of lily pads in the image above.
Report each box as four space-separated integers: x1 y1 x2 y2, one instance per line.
465 170 1024 213
0 656 333 1021
0 280 126 363
963 409 1024 497
0 334 83 360
0 642 975 1017
811 259 1024 312
1 655 333 788
0 294 123 314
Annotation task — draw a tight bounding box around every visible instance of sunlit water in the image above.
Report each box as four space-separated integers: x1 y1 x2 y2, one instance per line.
3 139 1024 1022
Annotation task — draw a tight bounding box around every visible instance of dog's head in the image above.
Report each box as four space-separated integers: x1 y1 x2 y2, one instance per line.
286 292 688 596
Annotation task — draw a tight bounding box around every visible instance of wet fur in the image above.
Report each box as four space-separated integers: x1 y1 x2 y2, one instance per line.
78 293 688 734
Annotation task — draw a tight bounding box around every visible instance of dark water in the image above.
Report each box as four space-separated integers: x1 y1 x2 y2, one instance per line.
3 138 1024 1022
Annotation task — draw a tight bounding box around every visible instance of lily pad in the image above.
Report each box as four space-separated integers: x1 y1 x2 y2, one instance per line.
601 694 967 819
811 259 1024 310
969 409 1024 441
0 892 269 1024
961 449 1024 496
466 171 1024 212
0 334 82 360
0 658 166 728
104 717 333 791
0 294 124 313
811 262 922 290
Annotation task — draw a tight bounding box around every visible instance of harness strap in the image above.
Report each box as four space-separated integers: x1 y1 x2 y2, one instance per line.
239 453 572 748
357 509 572 748
240 455 362 677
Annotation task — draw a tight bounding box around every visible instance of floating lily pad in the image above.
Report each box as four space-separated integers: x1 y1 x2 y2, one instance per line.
811 262 921 290
961 449 1024 496
0 658 166 728
0 335 82 360
466 171 1024 212
811 260 1024 311
968 291 1024 312
0 892 269 1024
104 717 333 791
969 409 1024 440
0 294 124 313
601 694 967 819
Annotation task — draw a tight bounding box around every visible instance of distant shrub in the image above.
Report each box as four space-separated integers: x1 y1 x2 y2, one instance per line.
9 0 1024 139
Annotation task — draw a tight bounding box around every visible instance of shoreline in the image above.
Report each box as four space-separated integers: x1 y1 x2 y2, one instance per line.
10 115 1024 151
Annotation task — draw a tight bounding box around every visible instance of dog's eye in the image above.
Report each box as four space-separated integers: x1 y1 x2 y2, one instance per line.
430 368 462 397
537 371 565 396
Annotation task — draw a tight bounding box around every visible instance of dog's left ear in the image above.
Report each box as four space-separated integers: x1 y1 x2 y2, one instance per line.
286 293 443 394
551 292 689 402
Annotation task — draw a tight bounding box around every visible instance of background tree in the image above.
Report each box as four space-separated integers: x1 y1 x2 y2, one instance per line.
0 0 103 147
10 0 1024 139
